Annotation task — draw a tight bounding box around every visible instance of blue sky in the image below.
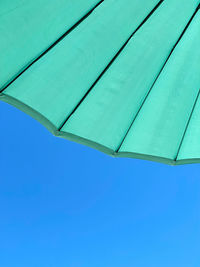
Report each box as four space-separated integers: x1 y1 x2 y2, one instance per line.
0 100 200 267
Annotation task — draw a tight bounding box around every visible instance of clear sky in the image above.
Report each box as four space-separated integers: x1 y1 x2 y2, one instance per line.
0 100 200 267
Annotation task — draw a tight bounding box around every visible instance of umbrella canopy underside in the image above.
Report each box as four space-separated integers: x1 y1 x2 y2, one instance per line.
0 0 200 165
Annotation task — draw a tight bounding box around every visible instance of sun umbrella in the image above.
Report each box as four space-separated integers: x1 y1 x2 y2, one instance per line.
0 0 200 165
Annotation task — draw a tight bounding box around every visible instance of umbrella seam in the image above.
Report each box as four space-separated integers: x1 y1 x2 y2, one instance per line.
0 0 105 93
58 0 165 131
115 2 200 154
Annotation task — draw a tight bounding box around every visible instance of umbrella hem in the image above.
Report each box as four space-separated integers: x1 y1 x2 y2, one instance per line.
1 93 200 166
0 93 58 135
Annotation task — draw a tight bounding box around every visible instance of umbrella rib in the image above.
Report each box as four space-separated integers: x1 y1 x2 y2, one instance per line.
175 89 200 162
58 0 165 131
0 0 105 93
115 3 200 154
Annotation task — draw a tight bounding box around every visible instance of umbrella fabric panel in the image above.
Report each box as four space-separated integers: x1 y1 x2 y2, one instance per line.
3 0 161 128
119 12 200 160
61 0 199 151
176 12 200 161
0 0 101 88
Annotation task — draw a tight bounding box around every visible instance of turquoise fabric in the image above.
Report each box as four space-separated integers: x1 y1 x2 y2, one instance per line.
0 0 200 165
0 0 101 88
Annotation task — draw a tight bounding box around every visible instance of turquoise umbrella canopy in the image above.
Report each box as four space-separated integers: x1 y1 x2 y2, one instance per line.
0 0 200 165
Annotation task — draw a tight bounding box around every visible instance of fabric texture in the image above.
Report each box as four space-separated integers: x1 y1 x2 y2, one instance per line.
0 0 200 165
